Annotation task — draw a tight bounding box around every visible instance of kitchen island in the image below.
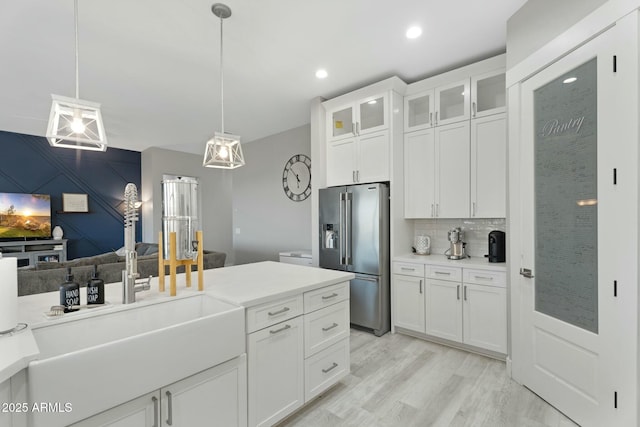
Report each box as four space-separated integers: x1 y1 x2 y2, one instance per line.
1 261 354 427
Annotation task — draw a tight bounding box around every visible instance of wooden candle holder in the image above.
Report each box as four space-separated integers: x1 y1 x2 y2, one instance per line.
158 230 204 296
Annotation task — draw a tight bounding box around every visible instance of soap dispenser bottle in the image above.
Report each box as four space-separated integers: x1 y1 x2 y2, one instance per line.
59 267 80 312
87 265 104 305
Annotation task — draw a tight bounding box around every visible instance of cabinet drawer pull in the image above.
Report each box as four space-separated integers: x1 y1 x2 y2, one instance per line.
474 275 493 281
322 362 339 373
165 391 173 426
400 267 415 271
270 324 291 335
435 271 451 276
464 286 468 301
322 293 339 300
457 285 460 300
419 279 423 294
322 322 339 332
151 396 159 427
268 306 290 316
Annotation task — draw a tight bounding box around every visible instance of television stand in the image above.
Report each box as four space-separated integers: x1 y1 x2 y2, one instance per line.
0 239 68 267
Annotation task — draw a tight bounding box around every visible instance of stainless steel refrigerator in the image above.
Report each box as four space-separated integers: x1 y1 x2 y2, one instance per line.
319 183 390 336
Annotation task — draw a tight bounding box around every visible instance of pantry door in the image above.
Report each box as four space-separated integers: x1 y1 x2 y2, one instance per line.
517 22 636 426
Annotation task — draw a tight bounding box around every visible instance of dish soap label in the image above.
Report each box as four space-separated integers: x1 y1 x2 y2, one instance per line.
59 267 80 312
87 265 104 304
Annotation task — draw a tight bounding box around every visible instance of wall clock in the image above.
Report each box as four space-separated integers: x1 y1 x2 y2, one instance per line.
282 154 311 201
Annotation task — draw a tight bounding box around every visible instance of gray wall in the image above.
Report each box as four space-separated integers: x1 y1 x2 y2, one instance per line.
233 125 312 265
141 147 233 263
506 0 607 69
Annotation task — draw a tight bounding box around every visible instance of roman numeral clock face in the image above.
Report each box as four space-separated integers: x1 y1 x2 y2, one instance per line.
282 154 311 202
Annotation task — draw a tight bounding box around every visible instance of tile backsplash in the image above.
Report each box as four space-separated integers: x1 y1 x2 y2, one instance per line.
413 218 506 258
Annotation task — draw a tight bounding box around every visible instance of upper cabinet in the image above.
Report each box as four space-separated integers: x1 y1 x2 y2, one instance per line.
435 79 471 127
404 91 434 132
471 69 506 118
323 77 405 187
328 94 389 141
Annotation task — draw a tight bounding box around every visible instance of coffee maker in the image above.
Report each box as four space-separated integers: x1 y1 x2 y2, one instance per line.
488 230 506 263
446 227 467 260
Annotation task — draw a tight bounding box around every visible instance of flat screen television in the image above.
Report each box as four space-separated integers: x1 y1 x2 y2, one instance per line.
0 192 52 239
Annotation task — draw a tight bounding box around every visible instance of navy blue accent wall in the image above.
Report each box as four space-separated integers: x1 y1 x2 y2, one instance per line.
0 131 141 259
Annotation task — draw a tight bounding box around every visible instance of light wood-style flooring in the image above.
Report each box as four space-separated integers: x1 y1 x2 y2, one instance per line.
279 329 577 427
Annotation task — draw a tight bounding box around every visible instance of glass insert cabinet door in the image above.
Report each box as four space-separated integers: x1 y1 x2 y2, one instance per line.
534 57 598 333
472 70 506 118
435 79 470 126
404 91 434 131
331 106 354 139
358 96 386 133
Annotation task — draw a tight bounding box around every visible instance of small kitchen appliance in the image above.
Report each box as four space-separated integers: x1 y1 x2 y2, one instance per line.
488 230 506 263
414 234 431 255
446 227 467 260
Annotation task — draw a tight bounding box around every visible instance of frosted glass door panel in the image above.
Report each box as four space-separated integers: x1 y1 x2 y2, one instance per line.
475 73 506 115
359 97 385 132
438 84 466 121
534 57 598 333
405 92 433 131
331 107 354 138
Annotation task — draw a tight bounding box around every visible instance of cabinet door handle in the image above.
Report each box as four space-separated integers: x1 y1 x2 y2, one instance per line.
356 170 360 182
472 101 477 117
464 286 468 301
457 285 460 300
322 322 339 332
151 396 159 427
268 306 290 316
419 279 423 294
322 362 339 373
165 391 173 426
356 122 360 135
472 202 476 217
431 204 434 217
322 292 339 300
352 122 357 136
436 204 439 217
435 271 451 276
429 112 433 126
352 170 356 183
435 111 438 125
270 324 292 335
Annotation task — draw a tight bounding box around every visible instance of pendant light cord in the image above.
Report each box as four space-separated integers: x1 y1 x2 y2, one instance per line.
219 14 224 134
74 0 80 99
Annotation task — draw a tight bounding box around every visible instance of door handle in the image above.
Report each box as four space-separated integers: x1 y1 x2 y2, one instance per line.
457 285 460 300
472 101 477 117
339 192 345 264
151 396 159 427
520 268 534 279
419 279 423 294
345 192 352 265
165 391 173 426
429 112 433 126
463 285 468 301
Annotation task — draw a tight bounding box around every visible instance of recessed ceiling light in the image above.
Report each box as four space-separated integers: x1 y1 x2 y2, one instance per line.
315 69 328 79
406 26 422 39
563 77 577 84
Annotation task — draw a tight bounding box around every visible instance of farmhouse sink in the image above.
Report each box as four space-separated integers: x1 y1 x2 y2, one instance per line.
27 293 245 427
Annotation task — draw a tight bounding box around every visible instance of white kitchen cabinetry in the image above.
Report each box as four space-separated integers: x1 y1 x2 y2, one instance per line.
435 79 471 126
326 129 389 186
404 90 435 132
393 260 507 356
73 356 248 427
247 281 350 427
471 114 506 218
471 69 506 118
392 262 426 332
248 313 304 427
328 94 388 141
403 122 470 219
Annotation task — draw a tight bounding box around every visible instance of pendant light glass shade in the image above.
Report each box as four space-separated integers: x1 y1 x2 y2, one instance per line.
46 95 107 151
203 132 244 168
46 0 107 152
202 3 244 169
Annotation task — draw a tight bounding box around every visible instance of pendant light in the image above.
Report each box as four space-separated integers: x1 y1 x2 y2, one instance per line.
46 0 107 152
203 3 245 169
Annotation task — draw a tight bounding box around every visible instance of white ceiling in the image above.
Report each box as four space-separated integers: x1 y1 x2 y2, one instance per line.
0 0 526 155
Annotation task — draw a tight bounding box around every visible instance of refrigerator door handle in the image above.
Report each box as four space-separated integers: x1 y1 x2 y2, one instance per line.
345 192 352 265
339 192 345 265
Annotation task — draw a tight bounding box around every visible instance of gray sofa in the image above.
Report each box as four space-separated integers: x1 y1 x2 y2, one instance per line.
18 243 226 296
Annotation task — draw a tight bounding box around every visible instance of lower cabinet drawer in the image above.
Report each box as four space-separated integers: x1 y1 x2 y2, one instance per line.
304 300 349 357
304 338 350 402
246 295 303 333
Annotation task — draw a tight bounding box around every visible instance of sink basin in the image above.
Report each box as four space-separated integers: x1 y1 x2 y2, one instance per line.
28 293 245 427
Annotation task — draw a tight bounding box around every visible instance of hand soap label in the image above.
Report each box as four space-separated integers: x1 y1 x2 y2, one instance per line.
87 285 103 304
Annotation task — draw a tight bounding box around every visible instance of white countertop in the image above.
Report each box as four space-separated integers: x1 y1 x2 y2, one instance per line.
3 261 353 384
394 253 507 271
